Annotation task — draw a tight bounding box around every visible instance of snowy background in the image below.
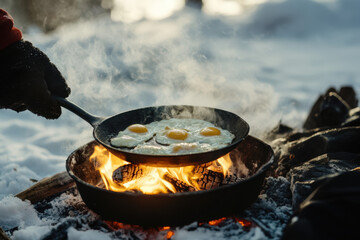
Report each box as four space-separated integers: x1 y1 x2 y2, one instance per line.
1 0 360 239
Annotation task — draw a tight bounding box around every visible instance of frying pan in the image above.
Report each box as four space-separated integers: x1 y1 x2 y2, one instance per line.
67 136 274 227
55 96 249 167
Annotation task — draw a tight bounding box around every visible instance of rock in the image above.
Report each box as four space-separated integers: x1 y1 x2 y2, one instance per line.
341 107 360 127
275 127 360 176
282 170 360 240
264 122 294 142
267 85 360 239
319 92 350 124
303 91 350 130
287 152 360 209
339 86 358 108
303 86 358 130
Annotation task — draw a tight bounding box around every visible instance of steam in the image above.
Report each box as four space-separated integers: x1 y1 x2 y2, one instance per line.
25 5 303 146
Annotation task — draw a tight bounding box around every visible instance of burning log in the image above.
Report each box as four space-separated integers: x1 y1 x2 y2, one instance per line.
112 164 149 184
163 173 196 192
15 171 75 204
196 167 243 190
112 163 212 184
112 162 243 192
222 174 243 185
197 168 224 190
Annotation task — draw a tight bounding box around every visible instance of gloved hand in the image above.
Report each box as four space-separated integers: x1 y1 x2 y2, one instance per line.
0 40 71 119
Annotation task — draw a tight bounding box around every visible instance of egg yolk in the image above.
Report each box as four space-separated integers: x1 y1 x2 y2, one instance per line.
166 129 188 140
128 124 148 133
200 127 221 136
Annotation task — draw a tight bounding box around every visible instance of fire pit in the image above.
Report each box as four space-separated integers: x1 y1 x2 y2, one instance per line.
66 135 274 227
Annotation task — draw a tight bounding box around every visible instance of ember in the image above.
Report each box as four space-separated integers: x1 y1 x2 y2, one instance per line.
104 217 252 240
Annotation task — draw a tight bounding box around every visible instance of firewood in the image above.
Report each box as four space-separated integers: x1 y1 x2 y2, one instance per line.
112 163 243 192
112 161 215 184
222 174 242 185
112 164 149 184
15 171 75 204
197 169 224 190
0 227 10 240
163 173 196 192
197 168 243 190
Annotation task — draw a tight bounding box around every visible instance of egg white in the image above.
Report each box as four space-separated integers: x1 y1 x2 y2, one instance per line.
170 142 214 154
110 125 155 148
193 127 235 145
133 144 169 154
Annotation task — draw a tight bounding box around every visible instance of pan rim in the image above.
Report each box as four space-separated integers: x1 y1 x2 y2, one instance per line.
94 104 250 159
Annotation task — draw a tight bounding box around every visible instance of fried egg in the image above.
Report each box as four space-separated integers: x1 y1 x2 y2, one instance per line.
110 124 154 148
110 118 235 154
194 126 234 145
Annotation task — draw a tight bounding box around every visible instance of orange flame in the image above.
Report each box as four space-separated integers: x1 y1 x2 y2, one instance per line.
89 145 233 194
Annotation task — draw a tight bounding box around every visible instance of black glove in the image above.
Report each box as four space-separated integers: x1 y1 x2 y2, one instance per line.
0 40 71 119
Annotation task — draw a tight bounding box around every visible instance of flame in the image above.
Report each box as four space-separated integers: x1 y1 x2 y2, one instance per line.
89 145 233 194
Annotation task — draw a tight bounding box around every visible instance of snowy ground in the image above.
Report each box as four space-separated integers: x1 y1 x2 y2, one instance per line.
1 0 360 239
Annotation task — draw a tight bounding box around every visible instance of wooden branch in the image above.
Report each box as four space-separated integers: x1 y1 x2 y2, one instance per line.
0 227 10 240
15 171 75 204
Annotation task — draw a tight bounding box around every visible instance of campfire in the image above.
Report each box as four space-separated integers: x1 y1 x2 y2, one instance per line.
90 145 242 194
65 135 273 227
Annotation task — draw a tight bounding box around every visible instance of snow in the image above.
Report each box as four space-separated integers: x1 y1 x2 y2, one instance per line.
12 226 51 240
0 196 41 230
67 228 113 240
1 0 360 239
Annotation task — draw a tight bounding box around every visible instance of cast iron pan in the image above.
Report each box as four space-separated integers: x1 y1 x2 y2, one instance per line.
55 97 249 167
66 136 274 227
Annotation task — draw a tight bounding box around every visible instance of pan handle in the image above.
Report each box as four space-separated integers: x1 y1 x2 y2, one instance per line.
53 96 104 127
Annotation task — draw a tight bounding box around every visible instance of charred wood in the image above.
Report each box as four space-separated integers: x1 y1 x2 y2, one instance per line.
196 168 242 190
163 174 196 192
112 162 213 184
112 164 149 184
112 163 242 192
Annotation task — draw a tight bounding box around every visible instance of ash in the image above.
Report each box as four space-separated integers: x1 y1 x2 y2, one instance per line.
3 176 292 240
